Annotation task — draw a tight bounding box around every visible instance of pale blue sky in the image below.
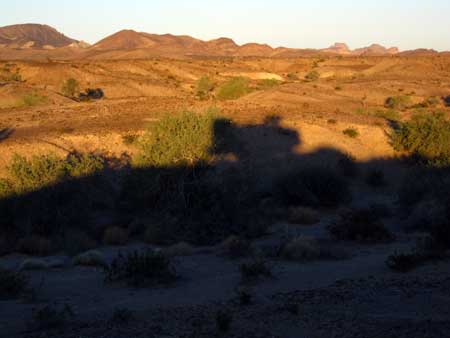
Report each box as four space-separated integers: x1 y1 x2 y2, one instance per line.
2 0 450 51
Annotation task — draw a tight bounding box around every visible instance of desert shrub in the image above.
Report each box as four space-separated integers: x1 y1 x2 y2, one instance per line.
162 242 194 257
287 72 299 81
366 168 386 187
122 134 138 145
17 235 53 256
337 153 358 178
133 111 217 167
305 70 320 81
390 112 450 167
355 108 400 121
281 236 321 261
196 76 214 100
384 95 411 110
0 178 14 198
328 209 393 243
217 77 250 100
240 258 272 283
288 207 320 225
335 85 343 91
103 226 128 246
343 128 359 138
414 96 440 108
61 78 79 98
110 308 135 326
31 304 75 330
0 267 28 299
386 252 422 273
20 92 48 107
259 78 281 89
73 250 107 267
19 259 49 271
219 236 251 259
5 152 104 194
327 119 337 124
277 166 351 208
216 309 233 332
104 250 177 287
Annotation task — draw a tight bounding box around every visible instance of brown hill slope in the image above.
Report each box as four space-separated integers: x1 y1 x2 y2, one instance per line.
0 24 77 49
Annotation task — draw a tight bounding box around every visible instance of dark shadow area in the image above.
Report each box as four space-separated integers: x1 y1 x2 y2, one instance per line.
0 127 14 142
0 116 449 255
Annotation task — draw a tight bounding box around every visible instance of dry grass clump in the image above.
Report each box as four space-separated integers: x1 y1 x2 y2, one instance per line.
217 77 250 100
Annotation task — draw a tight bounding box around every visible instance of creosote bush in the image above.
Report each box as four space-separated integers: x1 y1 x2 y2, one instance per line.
196 76 214 100
343 128 359 138
391 112 450 167
384 95 411 110
61 78 80 98
104 250 177 287
133 110 218 167
217 77 250 100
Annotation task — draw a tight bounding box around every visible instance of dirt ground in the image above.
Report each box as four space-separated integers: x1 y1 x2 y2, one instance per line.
1 56 450 337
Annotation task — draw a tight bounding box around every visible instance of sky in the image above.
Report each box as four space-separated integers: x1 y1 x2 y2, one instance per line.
2 0 450 51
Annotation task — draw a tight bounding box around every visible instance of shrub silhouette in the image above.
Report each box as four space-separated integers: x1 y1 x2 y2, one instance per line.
195 76 214 100
0 267 28 300
385 95 411 110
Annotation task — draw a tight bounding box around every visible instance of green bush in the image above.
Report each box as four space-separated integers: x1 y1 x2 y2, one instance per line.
259 78 281 89
343 128 359 138
196 76 214 100
391 112 450 167
5 152 104 193
384 96 411 110
133 111 218 167
61 78 80 98
217 77 250 100
20 92 48 107
305 71 320 81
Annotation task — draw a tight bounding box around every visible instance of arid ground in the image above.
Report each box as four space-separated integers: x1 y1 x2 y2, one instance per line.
1 55 450 338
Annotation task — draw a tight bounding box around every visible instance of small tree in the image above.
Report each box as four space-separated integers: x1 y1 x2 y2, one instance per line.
61 78 79 98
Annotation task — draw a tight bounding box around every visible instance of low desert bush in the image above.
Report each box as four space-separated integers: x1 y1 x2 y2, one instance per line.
390 112 450 167
196 76 214 100
386 252 423 273
122 134 139 145
133 110 217 167
0 267 28 299
103 226 128 246
277 166 351 208
414 96 440 109
305 70 320 81
19 259 48 271
73 250 107 268
384 95 411 110
328 209 393 243
217 77 250 100
287 72 299 81
343 128 359 138
240 258 272 283
259 78 281 89
104 250 177 287
110 308 135 326
219 236 251 259
281 236 321 261
61 78 80 98
20 92 48 107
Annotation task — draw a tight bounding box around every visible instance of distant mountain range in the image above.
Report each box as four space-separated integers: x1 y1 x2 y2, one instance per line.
0 24 444 60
